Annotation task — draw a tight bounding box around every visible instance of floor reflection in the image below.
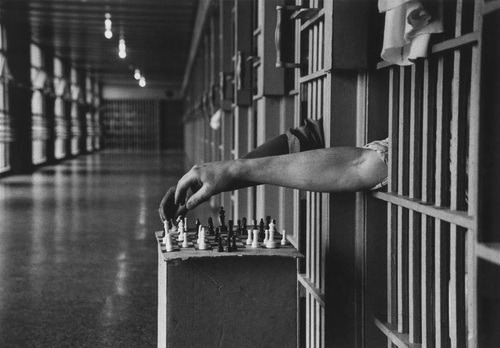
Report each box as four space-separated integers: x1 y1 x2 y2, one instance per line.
0 151 184 347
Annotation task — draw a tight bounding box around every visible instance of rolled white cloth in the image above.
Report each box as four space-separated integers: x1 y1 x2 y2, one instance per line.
380 0 443 66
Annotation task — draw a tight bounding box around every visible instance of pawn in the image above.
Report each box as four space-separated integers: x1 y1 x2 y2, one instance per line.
236 220 242 236
245 227 253 245
162 220 169 238
182 232 189 248
266 219 277 249
231 235 238 251
281 229 287 246
208 217 215 235
259 218 266 241
225 236 232 252
263 229 269 245
184 217 188 231
217 236 224 252
198 227 208 250
242 218 247 232
228 220 234 238
165 233 174 252
197 225 203 245
251 228 259 248
195 219 201 235
177 219 184 242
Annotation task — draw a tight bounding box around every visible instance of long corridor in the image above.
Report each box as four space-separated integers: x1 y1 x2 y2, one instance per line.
0 151 184 347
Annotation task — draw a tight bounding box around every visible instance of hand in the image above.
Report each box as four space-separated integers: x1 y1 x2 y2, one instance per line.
175 161 236 211
158 186 188 222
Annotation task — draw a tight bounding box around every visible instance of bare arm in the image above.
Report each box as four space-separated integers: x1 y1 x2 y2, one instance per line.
175 146 387 210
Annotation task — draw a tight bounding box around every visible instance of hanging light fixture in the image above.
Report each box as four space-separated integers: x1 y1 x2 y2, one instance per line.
118 38 127 59
139 76 146 87
134 68 141 80
104 13 113 39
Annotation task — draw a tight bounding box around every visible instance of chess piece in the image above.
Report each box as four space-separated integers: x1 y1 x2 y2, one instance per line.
208 217 215 235
215 227 220 241
165 232 174 252
198 227 207 250
236 220 242 236
266 219 277 249
225 236 232 252
246 225 253 245
231 235 238 251
217 236 224 252
218 206 226 230
263 229 269 245
162 220 169 238
184 217 188 231
197 225 203 245
266 215 271 230
182 231 189 248
195 219 201 237
228 220 234 238
259 218 265 241
251 228 260 248
242 218 247 233
177 218 184 242
281 229 287 246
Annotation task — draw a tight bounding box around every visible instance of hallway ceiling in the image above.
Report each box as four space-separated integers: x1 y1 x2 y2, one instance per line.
0 0 199 89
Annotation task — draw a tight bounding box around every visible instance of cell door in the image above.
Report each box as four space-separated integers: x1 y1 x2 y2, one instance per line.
279 0 329 346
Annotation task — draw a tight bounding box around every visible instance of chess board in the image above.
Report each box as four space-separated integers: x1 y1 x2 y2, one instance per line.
155 227 299 261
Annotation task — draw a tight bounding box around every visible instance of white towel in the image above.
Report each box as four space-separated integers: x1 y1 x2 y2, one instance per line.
380 0 443 66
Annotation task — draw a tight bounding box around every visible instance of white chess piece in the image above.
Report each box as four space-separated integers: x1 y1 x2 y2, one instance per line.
197 225 203 244
251 228 259 248
198 227 208 250
281 229 287 246
246 227 252 245
184 217 188 230
182 231 189 248
165 232 174 252
163 220 169 237
263 229 269 244
177 219 184 241
266 220 277 249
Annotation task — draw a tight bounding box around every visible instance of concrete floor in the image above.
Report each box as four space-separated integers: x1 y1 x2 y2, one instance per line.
0 151 185 347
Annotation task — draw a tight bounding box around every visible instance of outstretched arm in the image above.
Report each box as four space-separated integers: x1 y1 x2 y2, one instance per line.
174 146 387 210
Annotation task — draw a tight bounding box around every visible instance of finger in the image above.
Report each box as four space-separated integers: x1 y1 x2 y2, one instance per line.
174 173 198 205
185 185 211 210
158 186 176 222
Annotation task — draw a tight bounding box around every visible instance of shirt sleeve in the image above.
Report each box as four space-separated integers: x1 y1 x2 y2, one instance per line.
285 118 325 154
364 137 389 190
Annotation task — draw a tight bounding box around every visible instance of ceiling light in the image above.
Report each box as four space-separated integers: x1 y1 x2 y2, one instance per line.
139 76 146 87
104 13 113 39
118 38 126 59
134 69 141 80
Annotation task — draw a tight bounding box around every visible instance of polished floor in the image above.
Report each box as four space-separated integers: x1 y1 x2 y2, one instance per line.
0 151 185 347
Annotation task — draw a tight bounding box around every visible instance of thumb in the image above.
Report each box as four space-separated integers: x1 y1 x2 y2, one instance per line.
185 186 211 210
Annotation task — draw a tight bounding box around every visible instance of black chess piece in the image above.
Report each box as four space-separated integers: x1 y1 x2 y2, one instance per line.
228 220 234 238
208 217 215 235
231 235 237 251
259 218 265 241
217 236 224 252
266 215 271 230
215 227 220 241
225 235 232 252
242 218 247 235
236 219 241 236
218 206 226 229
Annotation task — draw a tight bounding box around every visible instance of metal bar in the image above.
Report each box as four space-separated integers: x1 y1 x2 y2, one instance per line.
372 192 474 230
420 58 436 348
374 318 423 348
434 53 452 347
397 66 410 334
409 62 423 343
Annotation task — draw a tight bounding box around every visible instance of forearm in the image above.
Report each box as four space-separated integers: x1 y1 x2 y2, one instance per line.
230 146 387 192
